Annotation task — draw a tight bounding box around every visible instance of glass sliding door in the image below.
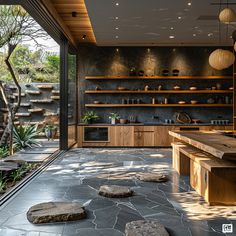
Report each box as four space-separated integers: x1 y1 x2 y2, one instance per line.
60 40 78 150
67 52 77 147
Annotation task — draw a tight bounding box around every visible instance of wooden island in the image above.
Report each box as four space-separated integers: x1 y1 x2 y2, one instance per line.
169 131 236 205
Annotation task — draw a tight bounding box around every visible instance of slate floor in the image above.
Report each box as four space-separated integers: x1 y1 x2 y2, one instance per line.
0 148 235 236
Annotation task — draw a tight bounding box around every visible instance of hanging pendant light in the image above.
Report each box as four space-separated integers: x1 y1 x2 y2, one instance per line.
209 49 235 70
219 8 236 24
209 0 235 70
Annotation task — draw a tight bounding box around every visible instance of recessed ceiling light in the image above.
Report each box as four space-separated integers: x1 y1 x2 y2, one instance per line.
170 27 174 30
193 33 196 37
115 27 119 30
178 16 182 20
115 16 119 20
115 35 119 38
169 35 175 39
188 2 192 6
115 2 119 6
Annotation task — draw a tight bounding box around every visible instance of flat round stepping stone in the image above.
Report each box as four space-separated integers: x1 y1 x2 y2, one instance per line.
99 185 133 198
27 202 86 224
138 173 169 182
125 220 169 236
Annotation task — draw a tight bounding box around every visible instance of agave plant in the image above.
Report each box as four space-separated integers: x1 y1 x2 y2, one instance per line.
13 124 41 151
0 145 9 158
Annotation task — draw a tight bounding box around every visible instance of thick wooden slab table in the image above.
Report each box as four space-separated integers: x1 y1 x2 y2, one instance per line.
169 131 236 161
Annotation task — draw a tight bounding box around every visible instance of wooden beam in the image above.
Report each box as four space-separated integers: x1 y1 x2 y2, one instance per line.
41 0 77 47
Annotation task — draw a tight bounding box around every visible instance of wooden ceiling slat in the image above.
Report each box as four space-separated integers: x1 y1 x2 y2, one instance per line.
49 0 96 44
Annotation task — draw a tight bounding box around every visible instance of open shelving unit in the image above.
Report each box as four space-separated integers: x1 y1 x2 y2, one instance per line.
84 75 233 108
85 104 232 108
85 90 233 94
85 75 232 80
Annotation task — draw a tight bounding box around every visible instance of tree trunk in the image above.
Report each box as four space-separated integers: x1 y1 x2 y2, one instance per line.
0 44 21 155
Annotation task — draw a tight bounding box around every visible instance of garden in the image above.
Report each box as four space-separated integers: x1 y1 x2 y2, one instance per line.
0 5 59 197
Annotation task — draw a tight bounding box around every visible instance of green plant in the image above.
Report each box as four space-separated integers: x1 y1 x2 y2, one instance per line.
0 171 7 192
109 112 120 120
13 124 41 150
44 124 58 132
82 111 99 124
0 145 9 158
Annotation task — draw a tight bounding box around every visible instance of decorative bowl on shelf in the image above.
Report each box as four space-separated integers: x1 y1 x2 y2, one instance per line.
192 119 200 124
173 85 181 90
190 100 198 104
117 86 127 91
189 86 197 90
120 119 127 124
162 69 169 76
229 87 234 90
178 101 186 104
93 100 102 104
172 69 179 76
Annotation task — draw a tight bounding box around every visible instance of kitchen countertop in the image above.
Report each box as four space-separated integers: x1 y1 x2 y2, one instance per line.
78 123 233 126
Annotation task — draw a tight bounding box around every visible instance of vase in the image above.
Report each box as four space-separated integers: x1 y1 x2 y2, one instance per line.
45 128 57 140
111 118 116 125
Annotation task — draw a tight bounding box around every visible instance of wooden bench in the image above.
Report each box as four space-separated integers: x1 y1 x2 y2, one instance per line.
171 142 236 205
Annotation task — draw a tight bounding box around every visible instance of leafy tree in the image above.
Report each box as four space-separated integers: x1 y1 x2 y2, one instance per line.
0 5 48 154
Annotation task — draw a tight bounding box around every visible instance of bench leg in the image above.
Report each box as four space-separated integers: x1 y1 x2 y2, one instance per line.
172 144 190 175
190 160 236 205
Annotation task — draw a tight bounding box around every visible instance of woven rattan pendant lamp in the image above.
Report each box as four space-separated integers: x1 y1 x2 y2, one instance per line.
209 0 235 70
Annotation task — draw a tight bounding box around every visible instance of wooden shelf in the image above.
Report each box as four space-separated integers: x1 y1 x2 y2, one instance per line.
85 90 233 94
85 75 232 80
85 104 233 108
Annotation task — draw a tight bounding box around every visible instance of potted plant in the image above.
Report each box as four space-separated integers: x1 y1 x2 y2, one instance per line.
109 112 120 125
82 111 99 124
44 124 58 141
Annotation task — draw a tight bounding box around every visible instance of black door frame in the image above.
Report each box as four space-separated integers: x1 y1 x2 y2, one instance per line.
0 0 78 150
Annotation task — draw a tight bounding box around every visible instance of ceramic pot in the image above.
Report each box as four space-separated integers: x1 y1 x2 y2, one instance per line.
45 128 57 140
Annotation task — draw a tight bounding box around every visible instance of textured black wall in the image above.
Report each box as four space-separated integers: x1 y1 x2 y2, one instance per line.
78 46 233 124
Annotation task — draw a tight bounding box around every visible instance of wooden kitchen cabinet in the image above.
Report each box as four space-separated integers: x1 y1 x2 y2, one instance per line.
134 126 155 146
115 126 134 146
77 125 233 147
154 126 174 146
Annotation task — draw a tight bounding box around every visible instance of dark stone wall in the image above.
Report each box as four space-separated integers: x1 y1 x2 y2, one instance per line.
78 46 233 124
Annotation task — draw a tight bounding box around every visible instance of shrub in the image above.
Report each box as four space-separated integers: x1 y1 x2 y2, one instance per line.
13 124 41 150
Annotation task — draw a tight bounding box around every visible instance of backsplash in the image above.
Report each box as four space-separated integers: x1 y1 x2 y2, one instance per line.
78 46 233 124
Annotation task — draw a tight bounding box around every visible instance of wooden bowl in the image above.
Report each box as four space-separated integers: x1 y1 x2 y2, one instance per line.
117 86 127 91
120 119 127 124
189 87 197 90
93 100 102 104
173 86 181 90
191 100 198 104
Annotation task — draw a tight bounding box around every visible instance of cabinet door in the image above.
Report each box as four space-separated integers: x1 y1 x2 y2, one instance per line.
134 126 154 146
115 126 134 146
123 126 134 146
154 126 173 146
